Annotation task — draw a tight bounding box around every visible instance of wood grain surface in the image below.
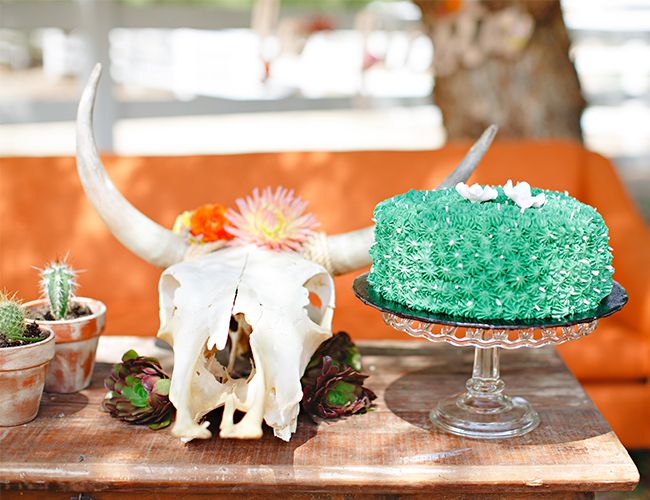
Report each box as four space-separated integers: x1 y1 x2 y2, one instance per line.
0 337 639 499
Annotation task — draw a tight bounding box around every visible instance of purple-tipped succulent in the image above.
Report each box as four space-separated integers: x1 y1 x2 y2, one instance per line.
301 332 376 420
303 331 361 379
102 350 174 430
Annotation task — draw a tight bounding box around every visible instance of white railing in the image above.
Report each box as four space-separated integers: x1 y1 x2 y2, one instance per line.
0 0 428 150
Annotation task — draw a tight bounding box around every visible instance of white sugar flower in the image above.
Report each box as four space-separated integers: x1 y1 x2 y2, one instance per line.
455 182 498 203
503 179 546 212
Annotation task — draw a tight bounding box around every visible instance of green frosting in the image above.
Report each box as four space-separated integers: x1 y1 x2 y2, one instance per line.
368 186 614 320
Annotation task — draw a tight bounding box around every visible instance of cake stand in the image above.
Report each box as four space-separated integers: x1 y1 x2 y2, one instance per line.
353 274 628 439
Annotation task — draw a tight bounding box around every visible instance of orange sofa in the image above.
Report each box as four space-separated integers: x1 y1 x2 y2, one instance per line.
1 141 649 447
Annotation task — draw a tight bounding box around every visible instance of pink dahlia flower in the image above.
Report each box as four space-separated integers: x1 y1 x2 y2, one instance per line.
225 187 319 251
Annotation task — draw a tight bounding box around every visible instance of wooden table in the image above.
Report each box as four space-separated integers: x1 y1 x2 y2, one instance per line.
0 336 639 499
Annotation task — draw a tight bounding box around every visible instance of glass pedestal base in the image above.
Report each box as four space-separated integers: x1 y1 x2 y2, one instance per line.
428 345 540 439
430 392 540 439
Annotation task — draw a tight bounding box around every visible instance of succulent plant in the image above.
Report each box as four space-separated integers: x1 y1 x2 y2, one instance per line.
303 331 361 380
302 356 376 420
301 332 376 420
102 350 174 430
0 292 38 343
40 259 78 320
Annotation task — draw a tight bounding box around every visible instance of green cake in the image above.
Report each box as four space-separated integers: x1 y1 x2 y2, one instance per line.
368 182 614 320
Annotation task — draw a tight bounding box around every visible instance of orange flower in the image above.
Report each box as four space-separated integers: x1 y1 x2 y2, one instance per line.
189 204 233 242
432 0 462 15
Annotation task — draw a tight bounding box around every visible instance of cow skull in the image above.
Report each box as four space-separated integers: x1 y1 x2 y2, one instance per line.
75 64 496 441
158 246 334 441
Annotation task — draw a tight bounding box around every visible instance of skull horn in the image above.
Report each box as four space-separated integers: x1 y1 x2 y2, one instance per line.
436 124 498 189
315 124 499 275
76 64 188 268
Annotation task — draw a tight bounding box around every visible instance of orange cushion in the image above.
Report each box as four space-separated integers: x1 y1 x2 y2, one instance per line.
1 142 649 378
584 382 650 449
557 317 650 381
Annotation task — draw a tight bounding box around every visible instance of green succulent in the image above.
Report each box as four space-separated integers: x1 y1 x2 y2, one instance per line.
102 350 174 430
303 331 361 378
302 355 376 420
301 332 376 420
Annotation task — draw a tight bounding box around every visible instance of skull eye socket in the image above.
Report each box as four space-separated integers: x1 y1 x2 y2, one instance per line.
308 291 322 309
303 272 332 325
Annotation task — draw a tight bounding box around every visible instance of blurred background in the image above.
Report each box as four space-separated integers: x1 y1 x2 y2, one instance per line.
1 0 649 220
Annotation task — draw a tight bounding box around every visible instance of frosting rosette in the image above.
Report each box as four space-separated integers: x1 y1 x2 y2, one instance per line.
368 185 614 320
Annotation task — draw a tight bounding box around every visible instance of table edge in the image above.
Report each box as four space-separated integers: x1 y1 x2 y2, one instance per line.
0 463 640 493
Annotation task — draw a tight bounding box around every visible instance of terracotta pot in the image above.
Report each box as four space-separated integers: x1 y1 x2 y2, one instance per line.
23 298 107 394
0 328 55 426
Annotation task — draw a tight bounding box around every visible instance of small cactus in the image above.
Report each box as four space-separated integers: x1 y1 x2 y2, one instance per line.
40 260 78 320
0 293 30 341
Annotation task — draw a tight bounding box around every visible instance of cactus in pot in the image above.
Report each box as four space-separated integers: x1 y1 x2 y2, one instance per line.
0 293 38 343
23 257 107 393
40 260 78 320
0 292 55 426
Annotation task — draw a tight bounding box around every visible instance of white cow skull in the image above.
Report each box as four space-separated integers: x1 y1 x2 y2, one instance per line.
74 64 494 441
158 246 334 441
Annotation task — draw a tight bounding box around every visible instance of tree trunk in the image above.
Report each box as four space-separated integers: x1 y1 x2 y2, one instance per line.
416 0 585 141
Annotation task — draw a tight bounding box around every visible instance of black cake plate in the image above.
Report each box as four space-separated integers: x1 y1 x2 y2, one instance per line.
352 273 628 331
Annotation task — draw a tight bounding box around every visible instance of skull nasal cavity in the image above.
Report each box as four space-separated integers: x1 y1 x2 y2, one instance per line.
212 314 254 380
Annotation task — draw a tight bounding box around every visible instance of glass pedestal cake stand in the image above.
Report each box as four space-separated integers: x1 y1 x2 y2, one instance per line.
353 273 628 439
